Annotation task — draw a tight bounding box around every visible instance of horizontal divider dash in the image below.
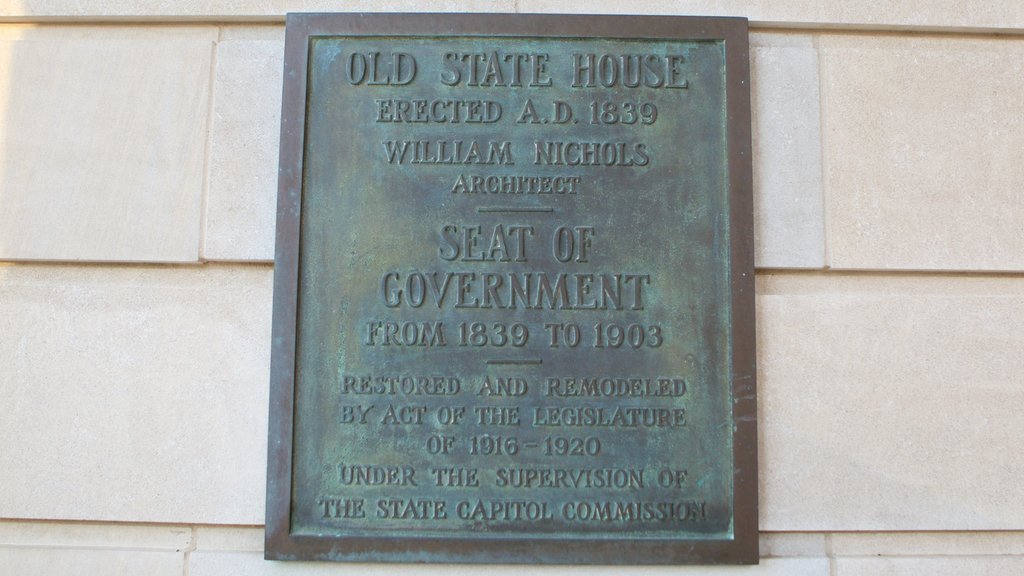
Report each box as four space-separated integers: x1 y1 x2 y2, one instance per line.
485 358 544 365
476 206 554 214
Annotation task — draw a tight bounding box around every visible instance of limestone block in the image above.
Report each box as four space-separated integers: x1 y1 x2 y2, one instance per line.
835 557 1024 576
1 2 1023 30
0 26 218 42
0 263 273 524
759 533 827 558
751 45 825 268
517 1 1024 31
0 521 192 550
830 531 1024 556
0 32 215 262
819 35 1024 271
195 526 264 552
4 1 1021 29
0 1 514 20
220 25 285 43
757 274 1024 530
0 548 183 576
749 33 814 49
204 39 284 261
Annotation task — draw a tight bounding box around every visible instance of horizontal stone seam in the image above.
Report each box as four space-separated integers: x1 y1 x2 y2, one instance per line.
5 525 1024 557
6 260 1024 279
3 545 1019 558
0 543 189 552
190 548 262 554
0 519 194 528
835 553 1024 558
2 545 1019 557
754 268 1024 279
199 257 274 265
0 261 272 270
0 16 1022 36
754 22 1024 36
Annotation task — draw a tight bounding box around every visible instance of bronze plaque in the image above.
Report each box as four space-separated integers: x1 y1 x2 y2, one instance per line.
267 13 756 564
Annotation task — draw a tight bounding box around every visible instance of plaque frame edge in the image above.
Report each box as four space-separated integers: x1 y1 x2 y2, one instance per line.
265 11 758 565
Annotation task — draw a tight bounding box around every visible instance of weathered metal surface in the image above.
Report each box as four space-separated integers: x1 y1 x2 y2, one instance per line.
266 13 756 564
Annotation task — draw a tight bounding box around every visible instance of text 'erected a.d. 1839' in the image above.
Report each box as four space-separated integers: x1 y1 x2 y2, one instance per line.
266 13 757 565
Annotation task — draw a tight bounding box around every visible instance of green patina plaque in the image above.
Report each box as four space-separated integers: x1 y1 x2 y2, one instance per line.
267 13 756 564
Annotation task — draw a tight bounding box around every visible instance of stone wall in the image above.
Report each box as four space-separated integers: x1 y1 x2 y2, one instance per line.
1 2 1022 574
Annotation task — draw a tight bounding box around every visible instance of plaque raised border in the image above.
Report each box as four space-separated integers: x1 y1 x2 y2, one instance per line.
266 12 756 564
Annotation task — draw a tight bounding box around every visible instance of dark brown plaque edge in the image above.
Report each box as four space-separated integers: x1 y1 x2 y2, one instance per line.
266 12 757 565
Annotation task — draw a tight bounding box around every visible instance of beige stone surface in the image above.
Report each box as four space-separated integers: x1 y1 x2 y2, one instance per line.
759 533 827 558
749 32 814 49
835 556 1024 576
0 32 215 262
0 263 273 524
0 25 218 41
203 39 284 261
195 526 263 552
0 547 184 576
1 1 1021 30
831 531 1024 556
220 25 285 42
0 1 514 20
820 35 1024 271
751 45 825 268
757 273 1024 530
519 1 1024 31
0 520 191 550
191 553 826 575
